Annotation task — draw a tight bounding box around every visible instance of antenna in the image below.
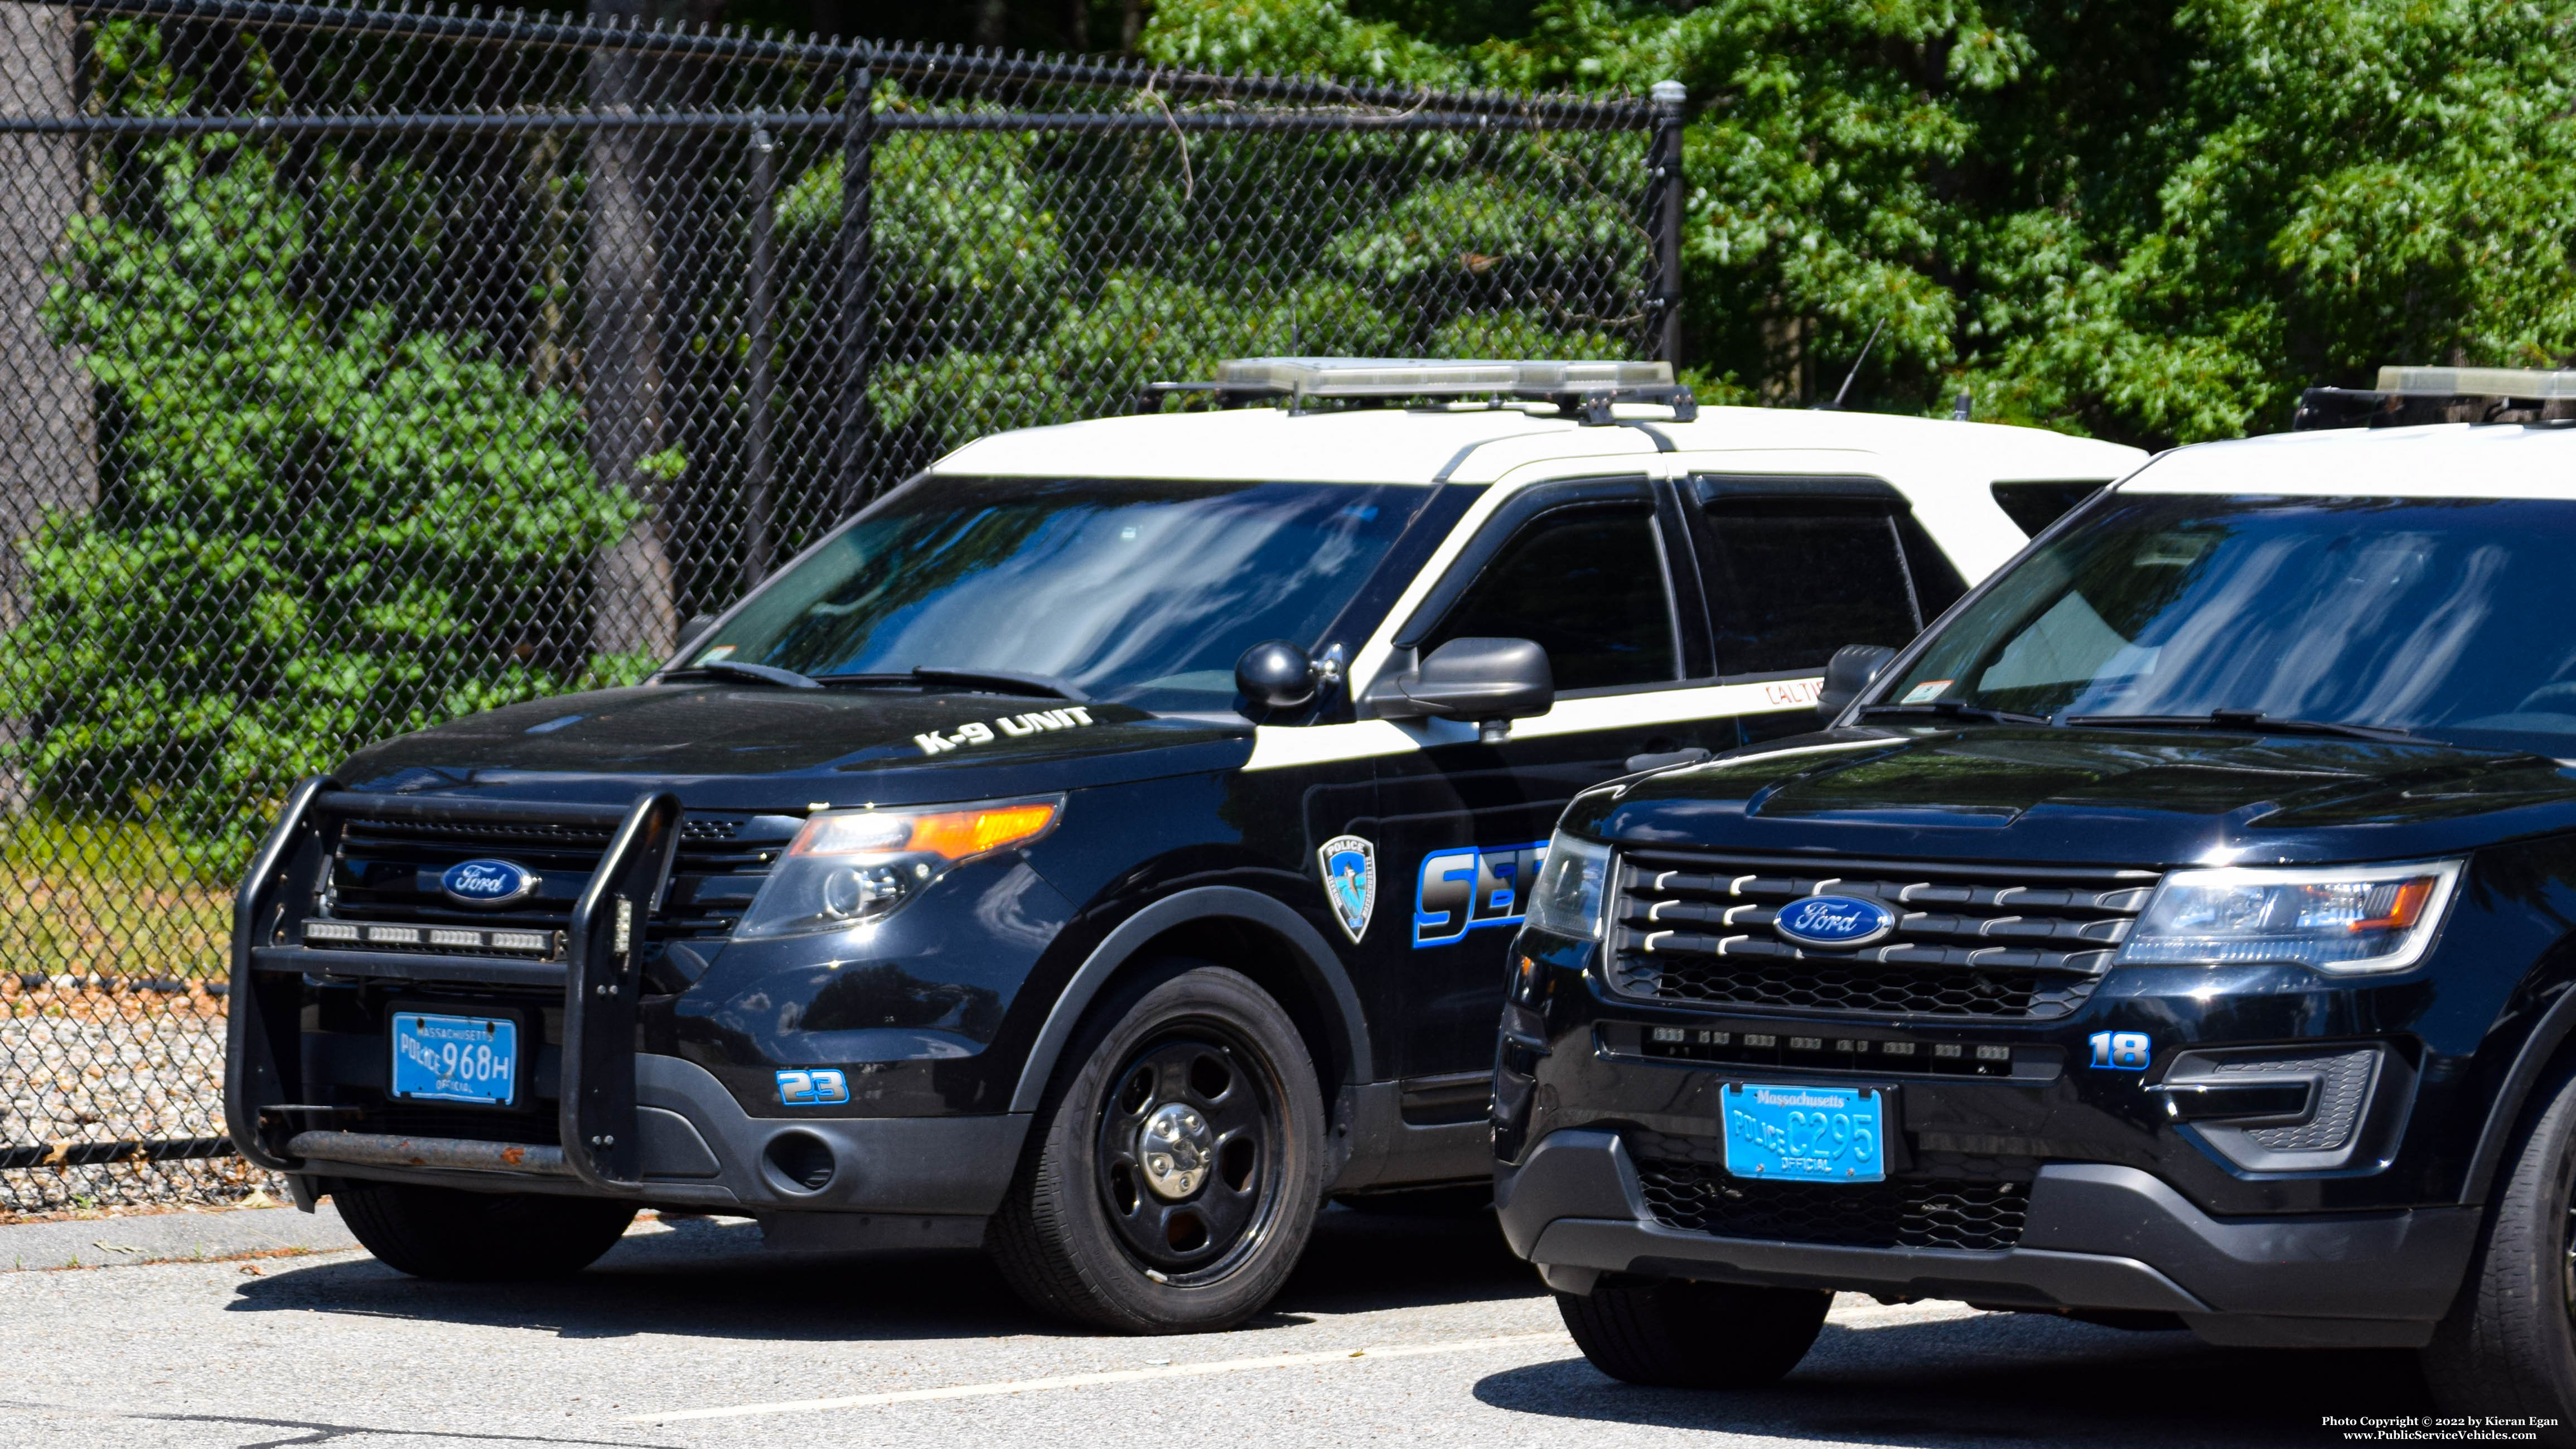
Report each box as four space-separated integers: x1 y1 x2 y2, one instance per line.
1826 319 1886 410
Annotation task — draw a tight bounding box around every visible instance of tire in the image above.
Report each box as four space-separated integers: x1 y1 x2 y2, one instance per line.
335 1179 636 1282
2424 1064 2576 1446
1557 1278 1831 1389
988 961 1327 1334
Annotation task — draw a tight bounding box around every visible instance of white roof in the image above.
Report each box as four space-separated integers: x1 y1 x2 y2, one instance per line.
2124 422 2576 498
932 404 2145 489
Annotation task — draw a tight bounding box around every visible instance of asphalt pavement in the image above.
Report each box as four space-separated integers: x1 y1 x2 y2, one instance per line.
0 1201 2441 1448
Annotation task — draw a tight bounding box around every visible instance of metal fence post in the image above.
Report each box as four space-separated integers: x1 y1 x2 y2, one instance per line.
742 120 775 591
835 59 876 515
1648 79 1686 366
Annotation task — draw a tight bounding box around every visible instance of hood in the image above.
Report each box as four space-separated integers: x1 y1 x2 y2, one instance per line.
1567 724 2576 867
334 684 1253 810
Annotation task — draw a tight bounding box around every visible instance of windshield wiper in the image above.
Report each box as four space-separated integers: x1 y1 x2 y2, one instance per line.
2064 709 2415 742
669 660 823 690
1856 700 2055 727
904 666 1090 702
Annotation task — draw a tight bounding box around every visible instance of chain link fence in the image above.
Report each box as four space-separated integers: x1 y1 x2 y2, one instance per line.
0 0 1673 1212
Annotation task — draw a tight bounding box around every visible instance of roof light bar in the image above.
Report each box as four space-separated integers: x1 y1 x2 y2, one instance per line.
2376 366 2576 398
1215 356 1674 397
1141 356 1697 424
2293 365 2576 431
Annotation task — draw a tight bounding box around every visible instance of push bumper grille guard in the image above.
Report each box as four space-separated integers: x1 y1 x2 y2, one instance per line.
225 777 684 1195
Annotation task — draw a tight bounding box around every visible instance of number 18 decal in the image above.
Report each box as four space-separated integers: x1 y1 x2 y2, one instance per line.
2088 1031 2152 1070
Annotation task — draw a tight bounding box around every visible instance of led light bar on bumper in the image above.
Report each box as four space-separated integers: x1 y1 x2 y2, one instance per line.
2114 859 2461 973
299 920 559 955
732 798 1061 940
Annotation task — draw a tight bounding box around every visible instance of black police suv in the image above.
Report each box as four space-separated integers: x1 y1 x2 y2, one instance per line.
1497 400 2576 1431
224 359 2136 1333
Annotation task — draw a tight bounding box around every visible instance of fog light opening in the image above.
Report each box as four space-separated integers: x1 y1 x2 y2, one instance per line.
763 1131 837 1194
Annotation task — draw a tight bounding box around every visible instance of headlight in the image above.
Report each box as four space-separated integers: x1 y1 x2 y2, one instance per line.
1523 832 1611 940
2114 859 2462 974
733 798 1061 940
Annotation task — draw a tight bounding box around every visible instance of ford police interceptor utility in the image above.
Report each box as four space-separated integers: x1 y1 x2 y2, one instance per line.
1498 367 2576 1429
225 358 2140 1334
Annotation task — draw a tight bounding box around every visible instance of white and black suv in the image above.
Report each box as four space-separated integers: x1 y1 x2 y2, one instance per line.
230 359 2142 1334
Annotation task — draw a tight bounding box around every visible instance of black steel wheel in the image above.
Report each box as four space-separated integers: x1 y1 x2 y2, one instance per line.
1093 1033 1284 1284
989 960 1326 1334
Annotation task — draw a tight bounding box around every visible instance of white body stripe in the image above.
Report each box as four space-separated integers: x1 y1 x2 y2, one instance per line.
1241 677 1824 772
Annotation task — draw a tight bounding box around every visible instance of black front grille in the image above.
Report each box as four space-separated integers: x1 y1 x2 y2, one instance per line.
1608 850 2158 1020
1635 1158 2030 1252
320 810 789 951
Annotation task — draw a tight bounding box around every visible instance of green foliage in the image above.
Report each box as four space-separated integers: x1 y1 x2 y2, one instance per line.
777 86 1641 451
12 138 635 872
1149 0 2576 446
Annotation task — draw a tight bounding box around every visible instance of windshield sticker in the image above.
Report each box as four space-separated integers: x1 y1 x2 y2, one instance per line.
693 644 737 664
915 706 1095 756
1902 680 1952 703
1317 834 1377 944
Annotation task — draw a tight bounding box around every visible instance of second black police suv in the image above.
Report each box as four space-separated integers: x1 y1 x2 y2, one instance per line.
1497 368 2576 1432
223 359 2138 1334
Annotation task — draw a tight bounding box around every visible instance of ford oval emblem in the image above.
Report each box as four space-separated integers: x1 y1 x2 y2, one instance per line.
1773 894 1898 950
440 858 540 909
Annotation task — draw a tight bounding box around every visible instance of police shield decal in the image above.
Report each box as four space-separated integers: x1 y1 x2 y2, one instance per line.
1317 834 1377 944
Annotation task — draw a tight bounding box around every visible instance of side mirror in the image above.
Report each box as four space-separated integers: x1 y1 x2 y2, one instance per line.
1235 639 1320 711
1370 637 1554 742
1816 644 1897 717
675 612 719 654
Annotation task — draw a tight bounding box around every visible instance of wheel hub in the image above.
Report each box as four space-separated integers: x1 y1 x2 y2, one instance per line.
1137 1102 1215 1200
1094 1034 1280 1281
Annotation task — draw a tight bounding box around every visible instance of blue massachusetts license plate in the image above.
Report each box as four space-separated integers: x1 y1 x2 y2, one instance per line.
1721 1082 1886 1184
389 1012 520 1107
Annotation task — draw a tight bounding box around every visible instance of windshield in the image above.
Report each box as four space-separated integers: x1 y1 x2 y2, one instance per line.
1883 492 2576 756
689 476 1427 712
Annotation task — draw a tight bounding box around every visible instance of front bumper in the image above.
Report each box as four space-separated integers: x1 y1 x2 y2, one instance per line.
289 1051 1027 1232
232 779 1030 1241
1499 1128 2480 1348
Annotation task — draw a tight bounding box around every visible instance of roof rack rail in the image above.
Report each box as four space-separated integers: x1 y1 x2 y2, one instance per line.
1137 356 1698 426
2294 366 2576 431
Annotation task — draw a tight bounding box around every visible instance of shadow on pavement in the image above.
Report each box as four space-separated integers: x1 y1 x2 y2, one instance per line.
1475 1308 2434 1448
224 1201 1535 1344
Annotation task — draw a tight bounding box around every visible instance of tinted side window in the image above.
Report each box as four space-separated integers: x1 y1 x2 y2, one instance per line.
1424 503 1677 692
1699 498 1922 674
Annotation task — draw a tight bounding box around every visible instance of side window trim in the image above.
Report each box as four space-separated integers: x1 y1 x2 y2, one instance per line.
1692 474 1905 505
1391 475 1656 648
1882 510 1926 631
1652 477 1717 680
1403 481 1687 696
